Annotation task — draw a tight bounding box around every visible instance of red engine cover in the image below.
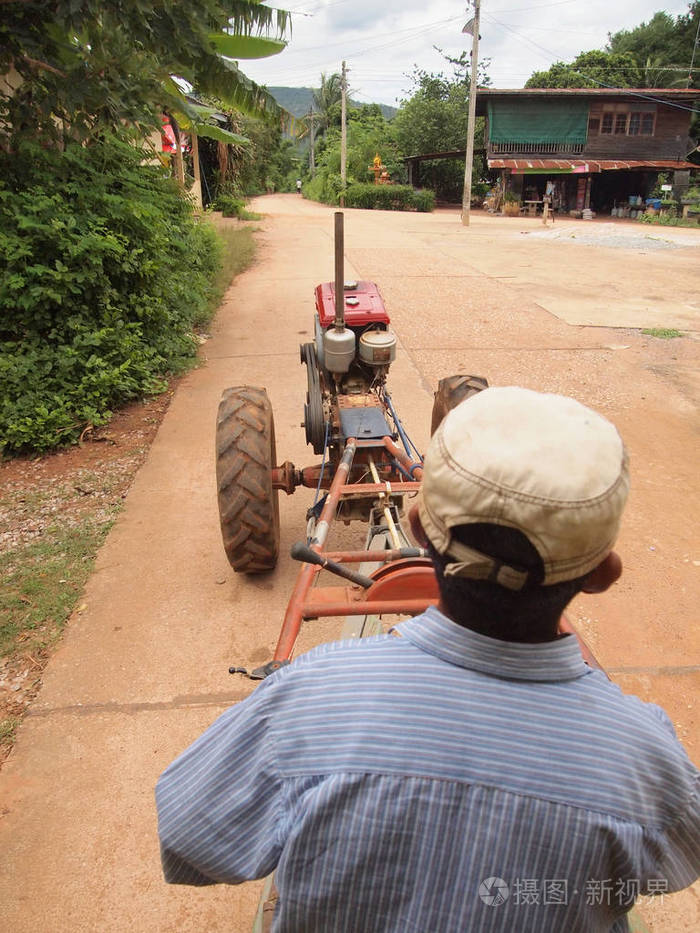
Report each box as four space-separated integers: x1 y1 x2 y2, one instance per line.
314 280 390 328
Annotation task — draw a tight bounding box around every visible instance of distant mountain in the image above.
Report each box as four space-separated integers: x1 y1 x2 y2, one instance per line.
268 86 398 121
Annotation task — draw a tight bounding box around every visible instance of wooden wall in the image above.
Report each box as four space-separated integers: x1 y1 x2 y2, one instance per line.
484 99 694 162
582 104 692 160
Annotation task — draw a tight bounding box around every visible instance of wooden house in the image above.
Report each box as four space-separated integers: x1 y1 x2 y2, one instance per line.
475 88 699 215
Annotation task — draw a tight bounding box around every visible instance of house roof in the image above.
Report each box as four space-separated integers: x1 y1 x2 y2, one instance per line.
488 158 699 173
475 87 700 116
477 88 700 98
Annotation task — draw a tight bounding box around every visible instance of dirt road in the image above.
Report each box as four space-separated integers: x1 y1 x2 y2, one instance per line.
1 196 698 931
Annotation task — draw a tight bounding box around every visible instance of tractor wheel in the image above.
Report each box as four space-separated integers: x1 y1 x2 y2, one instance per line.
216 386 280 573
430 374 489 435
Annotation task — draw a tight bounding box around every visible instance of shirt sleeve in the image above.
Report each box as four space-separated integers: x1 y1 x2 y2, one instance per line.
155 678 285 886
644 772 700 894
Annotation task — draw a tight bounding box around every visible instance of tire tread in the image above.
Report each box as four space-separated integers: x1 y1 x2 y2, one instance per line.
216 386 280 573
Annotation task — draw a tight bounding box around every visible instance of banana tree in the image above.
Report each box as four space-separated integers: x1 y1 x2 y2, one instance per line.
0 0 293 147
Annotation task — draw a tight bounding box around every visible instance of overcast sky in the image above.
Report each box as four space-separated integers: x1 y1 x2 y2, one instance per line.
242 1 696 106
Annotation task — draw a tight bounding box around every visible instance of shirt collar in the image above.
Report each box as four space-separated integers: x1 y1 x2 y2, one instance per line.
393 606 591 682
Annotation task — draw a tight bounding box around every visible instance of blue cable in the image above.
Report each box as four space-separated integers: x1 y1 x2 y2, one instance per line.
392 459 413 481
383 391 411 457
385 391 424 463
312 418 331 505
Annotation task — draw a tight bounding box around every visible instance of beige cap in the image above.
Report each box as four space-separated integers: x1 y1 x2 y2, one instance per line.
418 387 629 589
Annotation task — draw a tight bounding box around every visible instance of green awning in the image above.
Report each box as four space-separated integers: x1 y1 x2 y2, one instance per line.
488 99 589 144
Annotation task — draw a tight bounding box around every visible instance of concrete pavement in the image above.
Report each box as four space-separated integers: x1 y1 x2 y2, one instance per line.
1 196 698 931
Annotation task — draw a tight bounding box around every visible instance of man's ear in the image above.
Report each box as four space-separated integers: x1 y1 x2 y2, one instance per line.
408 505 429 547
581 551 622 594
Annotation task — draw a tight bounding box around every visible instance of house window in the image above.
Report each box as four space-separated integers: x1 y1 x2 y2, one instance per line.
614 113 628 134
641 113 654 135
597 105 656 137
588 117 600 134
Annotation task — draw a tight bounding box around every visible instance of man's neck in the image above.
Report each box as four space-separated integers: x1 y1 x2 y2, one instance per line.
437 598 561 644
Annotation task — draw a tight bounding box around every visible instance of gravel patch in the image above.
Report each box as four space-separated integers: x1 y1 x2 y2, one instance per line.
527 222 700 250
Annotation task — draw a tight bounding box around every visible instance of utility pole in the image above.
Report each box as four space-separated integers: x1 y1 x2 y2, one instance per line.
309 110 316 177
687 14 700 88
461 0 481 227
191 131 203 209
170 114 186 189
340 60 347 207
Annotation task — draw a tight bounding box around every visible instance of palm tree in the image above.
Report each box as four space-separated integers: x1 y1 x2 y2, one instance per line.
640 56 686 88
312 72 342 133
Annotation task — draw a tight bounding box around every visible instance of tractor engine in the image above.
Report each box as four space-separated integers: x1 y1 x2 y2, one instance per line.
301 279 397 454
315 279 396 386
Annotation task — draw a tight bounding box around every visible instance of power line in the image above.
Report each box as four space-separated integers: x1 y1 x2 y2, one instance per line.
270 15 462 57
490 0 578 11
482 10 700 113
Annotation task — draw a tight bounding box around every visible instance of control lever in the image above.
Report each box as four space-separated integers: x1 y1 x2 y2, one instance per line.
290 541 374 589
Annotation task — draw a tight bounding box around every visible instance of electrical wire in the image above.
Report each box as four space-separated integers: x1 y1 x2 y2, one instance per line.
482 10 700 114
490 0 579 10
273 14 463 57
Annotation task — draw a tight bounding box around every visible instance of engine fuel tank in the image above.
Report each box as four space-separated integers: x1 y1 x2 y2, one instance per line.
315 280 390 328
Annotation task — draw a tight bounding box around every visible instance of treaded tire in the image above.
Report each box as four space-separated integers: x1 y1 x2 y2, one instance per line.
430 374 489 435
216 386 280 573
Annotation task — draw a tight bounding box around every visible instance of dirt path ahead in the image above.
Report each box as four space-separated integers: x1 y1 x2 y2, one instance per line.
1 196 698 931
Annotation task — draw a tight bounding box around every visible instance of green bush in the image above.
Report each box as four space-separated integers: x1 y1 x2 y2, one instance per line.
301 174 325 202
0 134 222 454
471 182 490 199
303 176 435 211
412 189 436 213
342 183 435 212
215 194 246 217
638 212 699 228
212 193 262 221
302 172 346 205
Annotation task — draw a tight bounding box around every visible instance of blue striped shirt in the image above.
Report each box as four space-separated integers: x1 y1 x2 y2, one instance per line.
156 607 700 932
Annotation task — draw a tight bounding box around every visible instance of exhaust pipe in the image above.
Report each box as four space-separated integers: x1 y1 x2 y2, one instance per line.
334 211 345 329
324 212 355 376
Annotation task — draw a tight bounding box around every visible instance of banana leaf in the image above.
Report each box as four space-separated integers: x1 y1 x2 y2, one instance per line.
210 33 287 60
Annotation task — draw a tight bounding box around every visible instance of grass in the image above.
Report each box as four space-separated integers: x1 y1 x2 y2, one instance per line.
0 507 117 759
0 717 20 749
0 516 116 658
641 328 683 339
209 219 257 304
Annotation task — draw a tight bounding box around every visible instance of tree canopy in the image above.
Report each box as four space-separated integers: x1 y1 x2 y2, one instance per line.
526 50 642 89
526 3 699 89
301 51 491 203
392 52 490 157
389 52 489 200
0 0 292 148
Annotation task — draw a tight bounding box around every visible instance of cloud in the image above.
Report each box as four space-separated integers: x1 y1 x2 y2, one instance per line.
243 0 693 107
